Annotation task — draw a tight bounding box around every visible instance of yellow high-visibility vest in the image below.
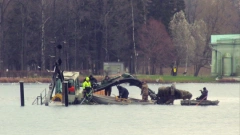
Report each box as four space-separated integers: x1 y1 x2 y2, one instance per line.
82 81 91 90
173 68 176 73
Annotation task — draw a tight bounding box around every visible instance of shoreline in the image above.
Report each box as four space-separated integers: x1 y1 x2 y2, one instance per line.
0 76 239 83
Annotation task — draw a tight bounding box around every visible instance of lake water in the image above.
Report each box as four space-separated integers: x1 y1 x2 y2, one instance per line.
0 83 239 135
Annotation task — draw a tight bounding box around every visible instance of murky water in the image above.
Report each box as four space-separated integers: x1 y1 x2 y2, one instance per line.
0 83 239 135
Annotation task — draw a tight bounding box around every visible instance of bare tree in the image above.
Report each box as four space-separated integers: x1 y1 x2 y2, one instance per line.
184 0 199 24
40 0 48 70
130 0 137 74
185 0 239 76
229 0 240 33
139 18 173 74
190 20 208 76
169 10 194 74
0 0 12 70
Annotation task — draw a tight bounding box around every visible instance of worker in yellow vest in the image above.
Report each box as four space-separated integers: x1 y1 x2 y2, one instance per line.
82 77 92 98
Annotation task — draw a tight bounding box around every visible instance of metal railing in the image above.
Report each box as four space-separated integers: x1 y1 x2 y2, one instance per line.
32 88 47 105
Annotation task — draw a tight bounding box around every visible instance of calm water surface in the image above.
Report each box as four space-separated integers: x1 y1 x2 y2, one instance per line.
0 83 239 135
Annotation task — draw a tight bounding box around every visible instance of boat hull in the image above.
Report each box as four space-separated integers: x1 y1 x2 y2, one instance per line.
92 94 155 105
181 100 219 106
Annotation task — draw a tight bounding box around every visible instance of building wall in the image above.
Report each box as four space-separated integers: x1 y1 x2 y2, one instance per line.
211 34 240 77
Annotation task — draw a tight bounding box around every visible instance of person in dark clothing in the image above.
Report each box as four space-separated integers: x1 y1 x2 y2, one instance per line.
117 85 129 99
89 75 98 88
117 86 128 99
196 87 208 100
102 75 112 96
89 75 97 83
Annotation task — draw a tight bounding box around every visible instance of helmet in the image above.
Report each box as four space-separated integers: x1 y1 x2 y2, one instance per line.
86 77 90 81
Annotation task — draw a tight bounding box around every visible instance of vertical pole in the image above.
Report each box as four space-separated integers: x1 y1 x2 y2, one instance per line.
20 81 24 106
62 82 65 104
40 93 42 105
64 81 68 107
37 97 39 105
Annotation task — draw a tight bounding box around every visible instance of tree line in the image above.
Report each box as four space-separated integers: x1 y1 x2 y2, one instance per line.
0 0 239 76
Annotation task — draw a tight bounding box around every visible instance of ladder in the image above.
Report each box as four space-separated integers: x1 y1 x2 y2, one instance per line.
32 88 47 105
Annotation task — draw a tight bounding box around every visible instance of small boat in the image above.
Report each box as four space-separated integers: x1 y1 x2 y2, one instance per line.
180 99 219 106
92 94 155 105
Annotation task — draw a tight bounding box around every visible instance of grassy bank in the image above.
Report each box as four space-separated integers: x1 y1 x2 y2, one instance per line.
135 75 216 83
0 75 218 83
1 74 238 83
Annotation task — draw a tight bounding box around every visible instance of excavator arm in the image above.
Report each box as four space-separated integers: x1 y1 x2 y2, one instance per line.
93 77 158 100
